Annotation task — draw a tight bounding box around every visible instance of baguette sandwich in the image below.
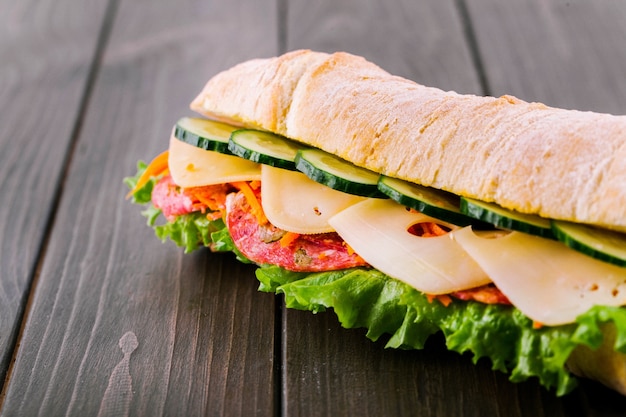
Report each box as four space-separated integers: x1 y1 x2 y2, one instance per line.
125 49 626 396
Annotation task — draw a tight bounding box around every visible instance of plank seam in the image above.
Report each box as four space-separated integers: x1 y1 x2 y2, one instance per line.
277 1 287 415
278 0 288 56
0 0 121 411
453 0 492 96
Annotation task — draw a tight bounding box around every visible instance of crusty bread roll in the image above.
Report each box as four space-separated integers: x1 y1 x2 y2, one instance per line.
191 49 626 233
189 50 626 394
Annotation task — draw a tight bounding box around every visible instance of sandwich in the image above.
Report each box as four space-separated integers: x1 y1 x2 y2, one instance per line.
125 49 626 396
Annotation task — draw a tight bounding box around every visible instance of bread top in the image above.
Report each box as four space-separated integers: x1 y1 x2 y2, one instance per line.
190 49 626 232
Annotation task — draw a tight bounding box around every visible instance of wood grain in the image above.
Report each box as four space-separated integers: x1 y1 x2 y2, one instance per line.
466 0 626 114
280 0 626 415
4 0 626 415
463 2 626 412
286 0 483 95
0 0 111 386
282 309 589 417
1 0 280 415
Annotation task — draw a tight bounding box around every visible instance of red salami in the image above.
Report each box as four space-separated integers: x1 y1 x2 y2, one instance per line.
152 175 195 220
225 189 369 272
152 175 233 221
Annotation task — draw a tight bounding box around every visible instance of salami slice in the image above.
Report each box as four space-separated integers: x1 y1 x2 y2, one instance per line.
152 175 195 220
152 175 232 221
225 188 369 272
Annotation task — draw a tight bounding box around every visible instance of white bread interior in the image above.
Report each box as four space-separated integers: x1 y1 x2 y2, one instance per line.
191 49 626 233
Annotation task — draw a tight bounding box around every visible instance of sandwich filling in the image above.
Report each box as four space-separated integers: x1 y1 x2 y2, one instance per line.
125 121 626 396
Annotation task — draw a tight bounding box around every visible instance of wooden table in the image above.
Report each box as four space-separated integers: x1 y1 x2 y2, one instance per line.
3 0 626 415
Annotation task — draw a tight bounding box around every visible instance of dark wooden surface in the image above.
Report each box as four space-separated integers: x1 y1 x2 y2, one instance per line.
2 0 626 415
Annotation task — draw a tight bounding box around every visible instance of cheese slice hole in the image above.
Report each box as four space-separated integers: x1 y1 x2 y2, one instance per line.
328 199 492 294
407 222 452 237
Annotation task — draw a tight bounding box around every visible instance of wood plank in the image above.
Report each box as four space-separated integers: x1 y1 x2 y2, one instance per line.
466 0 626 113
464 2 626 415
281 1 494 415
1 0 280 416
0 0 111 386
283 310 586 417
285 0 482 95
282 0 626 415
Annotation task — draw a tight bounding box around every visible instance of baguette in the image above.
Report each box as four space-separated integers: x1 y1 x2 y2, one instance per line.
191 49 626 233
127 49 626 396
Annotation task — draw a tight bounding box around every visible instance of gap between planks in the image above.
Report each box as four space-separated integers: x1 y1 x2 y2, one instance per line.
453 0 491 96
0 0 121 410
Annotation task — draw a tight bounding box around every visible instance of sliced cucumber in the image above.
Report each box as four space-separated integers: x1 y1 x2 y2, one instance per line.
460 198 555 238
174 117 238 154
552 221 626 267
228 129 308 170
377 176 476 226
294 149 386 198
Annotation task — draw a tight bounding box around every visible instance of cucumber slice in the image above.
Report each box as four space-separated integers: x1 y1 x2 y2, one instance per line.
377 176 476 226
228 129 308 170
294 149 386 198
460 198 555 238
174 117 238 154
552 221 626 267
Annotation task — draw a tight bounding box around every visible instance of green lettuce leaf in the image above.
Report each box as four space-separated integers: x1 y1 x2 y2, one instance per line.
125 162 626 396
124 161 232 254
256 264 626 396
152 212 223 253
211 227 253 263
123 160 155 205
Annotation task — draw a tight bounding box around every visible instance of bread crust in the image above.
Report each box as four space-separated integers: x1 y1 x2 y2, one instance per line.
191 49 626 232
190 50 626 394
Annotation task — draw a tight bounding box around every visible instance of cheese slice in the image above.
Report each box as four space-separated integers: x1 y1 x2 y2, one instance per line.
168 135 261 187
261 165 366 234
453 228 626 325
328 198 491 294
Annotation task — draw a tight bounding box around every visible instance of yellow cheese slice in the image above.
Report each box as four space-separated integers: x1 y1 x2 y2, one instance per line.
453 228 626 325
168 135 261 187
261 165 366 234
328 198 491 294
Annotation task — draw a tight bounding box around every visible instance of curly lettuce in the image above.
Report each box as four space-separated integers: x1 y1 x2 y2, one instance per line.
256 265 626 395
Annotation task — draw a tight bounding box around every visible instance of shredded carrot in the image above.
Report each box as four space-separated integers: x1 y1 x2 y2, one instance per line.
231 181 268 225
186 183 232 219
420 224 435 237
408 222 451 238
206 212 223 221
426 294 453 307
342 241 356 255
126 150 170 199
437 295 453 307
533 321 543 329
429 223 450 236
451 284 511 305
279 232 301 248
